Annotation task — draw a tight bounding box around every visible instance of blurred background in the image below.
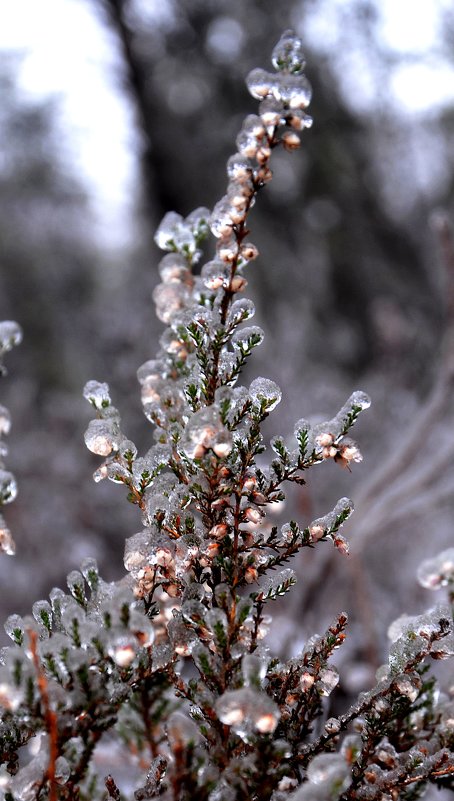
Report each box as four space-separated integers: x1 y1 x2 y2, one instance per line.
1 0 454 697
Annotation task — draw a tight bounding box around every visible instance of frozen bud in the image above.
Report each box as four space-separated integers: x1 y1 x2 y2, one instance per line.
215 687 280 737
271 30 306 74
333 535 349 556
282 130 300 150
137 359 166 385
243 475 257 492
84 418 118 456
218 234 238 262
287 109 313 130
159 253 192 284
83 380 111 410
0 405 11 436
0 320 22 354
335 438 362 468
210 197 235 238
316 432 334 448
155 547 174 568
183 407 226 457
259 96 284 127
0 516 15 555
276 73 312 109
201 260 230 290
240 242 259 261
324 717 341 735
154 211 184 250
393 674 421 702
167 710 201 749
243 507 262 524
309 522 326 542
318 666 339 696
227 153 253 181
0 676 22 711
0 469 17 505
230 275 248 292
209 524 229 540
245 566 258 584
417 548 454 589
243 114 267 138
246 68 275 99
152 283 190 324
249 377 282 411
213 434 233 458
206 542 220 559
109 639 137 667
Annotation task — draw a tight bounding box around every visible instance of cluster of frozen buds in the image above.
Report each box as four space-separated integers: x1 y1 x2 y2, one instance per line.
0 320 22 556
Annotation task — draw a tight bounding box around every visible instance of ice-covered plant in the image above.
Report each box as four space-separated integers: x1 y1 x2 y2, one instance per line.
1 31 454 801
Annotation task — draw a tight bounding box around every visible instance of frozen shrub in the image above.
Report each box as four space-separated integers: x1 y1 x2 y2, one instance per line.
0 31 453 801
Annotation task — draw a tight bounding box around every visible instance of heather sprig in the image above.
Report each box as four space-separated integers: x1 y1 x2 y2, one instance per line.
0 30 453 801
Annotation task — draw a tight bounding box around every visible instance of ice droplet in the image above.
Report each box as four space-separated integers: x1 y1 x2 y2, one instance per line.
249 377 282 411
4 613 24 644
275 73 312 109
0 516 15 555
232 326 264 351
271 30 306 74
83 380 111 410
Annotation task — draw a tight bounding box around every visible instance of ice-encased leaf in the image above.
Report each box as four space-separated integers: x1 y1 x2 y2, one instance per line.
0 320 22 353
249 377 282 411
257 568 296 601
83 380 111 410
0 469 17 505
154 211 184 250
271 30 306 74
231 325 264 351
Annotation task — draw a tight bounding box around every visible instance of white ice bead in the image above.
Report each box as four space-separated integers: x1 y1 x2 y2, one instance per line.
83 380 111 410
210 197 235 237
271 30 306 74
152 283 190 324
84 418 119 456
0 320 22 353
249 377 282 411
0 405 11 436
215 686 280 737
0 469 17 505
154 211 184 250
242 653 269 687
318 666 339 696
417 547 454 589
246 68 276 99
